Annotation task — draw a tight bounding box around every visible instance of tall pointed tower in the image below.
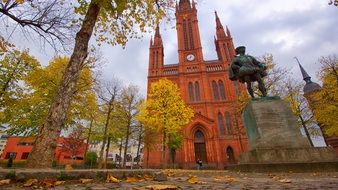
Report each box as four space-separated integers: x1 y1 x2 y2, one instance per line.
148 26 164 77
146 0 248 169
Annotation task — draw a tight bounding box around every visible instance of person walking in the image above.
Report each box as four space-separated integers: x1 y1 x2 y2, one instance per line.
196 158 203 170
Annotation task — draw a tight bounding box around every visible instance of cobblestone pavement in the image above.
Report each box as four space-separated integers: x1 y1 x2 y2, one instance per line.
1 171 338 189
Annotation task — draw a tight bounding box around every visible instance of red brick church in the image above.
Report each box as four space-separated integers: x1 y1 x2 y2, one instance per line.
145 0 248 169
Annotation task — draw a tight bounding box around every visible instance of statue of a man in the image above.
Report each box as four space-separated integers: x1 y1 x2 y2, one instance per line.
229 46 267 98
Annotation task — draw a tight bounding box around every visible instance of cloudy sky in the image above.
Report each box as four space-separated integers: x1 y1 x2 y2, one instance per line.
96 0 338 95
14 0 337 97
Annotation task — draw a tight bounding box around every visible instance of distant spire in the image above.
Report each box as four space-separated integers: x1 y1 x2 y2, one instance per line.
215 11 223 29
214 11 226 39
153 25 163 46
295 57 311 83
294 57 322 94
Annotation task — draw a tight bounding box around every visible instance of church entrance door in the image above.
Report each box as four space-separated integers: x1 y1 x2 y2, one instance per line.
194 130 207 163
226 146 235 164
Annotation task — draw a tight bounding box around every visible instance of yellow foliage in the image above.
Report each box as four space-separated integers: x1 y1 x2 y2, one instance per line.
138 78 194 135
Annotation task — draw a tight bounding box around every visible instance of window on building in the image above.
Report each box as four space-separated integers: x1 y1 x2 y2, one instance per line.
17 142 34 146
212 80 219 100
194 81 201 101
183 20 189 50
188 82 195 101
217 112 226 135
218 80 226 100
188 19 194 50
225 112 233 134
21 152 29 160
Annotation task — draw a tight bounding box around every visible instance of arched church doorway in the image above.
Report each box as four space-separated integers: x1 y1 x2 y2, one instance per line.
226 146 235 164
194 130 207 163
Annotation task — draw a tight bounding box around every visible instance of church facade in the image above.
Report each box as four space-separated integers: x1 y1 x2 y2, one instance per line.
145 0 248 169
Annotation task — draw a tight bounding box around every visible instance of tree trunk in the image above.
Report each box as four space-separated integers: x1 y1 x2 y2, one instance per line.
136 126 142 166
26 2 100 168
118 138 123 166
299 115 314 147
162 131 167 169
122 120 131 168
104 137 111 168
84 117 94 157
170 148 176 169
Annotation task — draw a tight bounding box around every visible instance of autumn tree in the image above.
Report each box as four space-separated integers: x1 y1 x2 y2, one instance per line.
3 56 97 136
26 0 175 168
138 79 194 168
312 55 338 136
95 78 122 169
0 49 40 127
281 79 318 146
115 85 143 168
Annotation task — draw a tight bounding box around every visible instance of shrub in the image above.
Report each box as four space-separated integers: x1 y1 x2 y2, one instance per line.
84 151 97 167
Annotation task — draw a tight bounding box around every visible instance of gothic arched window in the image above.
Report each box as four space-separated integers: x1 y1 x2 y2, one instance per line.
195 81 201 101
219 80 226 100
218 112 226 135
188 82 194 101
188 19 194 50
225 112 233 135
183 20 189 50
212 80 219 100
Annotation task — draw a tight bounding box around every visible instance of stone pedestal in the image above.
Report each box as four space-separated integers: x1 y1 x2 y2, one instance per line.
240 97 337 164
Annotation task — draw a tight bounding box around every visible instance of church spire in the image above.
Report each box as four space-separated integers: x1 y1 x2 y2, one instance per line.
215 11 226 39
295 57 311 84
294 57 321 94
152 25 163 46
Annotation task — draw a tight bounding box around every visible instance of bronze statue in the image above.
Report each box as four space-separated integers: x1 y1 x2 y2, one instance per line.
229 46 267 98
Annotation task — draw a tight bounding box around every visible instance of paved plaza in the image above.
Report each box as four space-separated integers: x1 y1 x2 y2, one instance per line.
0 170 337 189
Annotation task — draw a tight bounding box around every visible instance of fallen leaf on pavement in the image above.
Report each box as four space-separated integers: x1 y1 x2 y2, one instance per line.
213 175 240 183
278 179 292 183
145 184 179 190
55 181 66 186
186 176 199 184
144 174 154 181
23 179 38 187
79 178 93 184
126 176 138 183
0 179 10 185
42 179 56 187
186 176 207 184
106 173 121 183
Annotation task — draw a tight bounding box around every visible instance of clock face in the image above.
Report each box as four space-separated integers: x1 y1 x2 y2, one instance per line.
186 54 195 61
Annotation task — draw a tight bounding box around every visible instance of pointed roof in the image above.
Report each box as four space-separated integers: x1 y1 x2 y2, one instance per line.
215 11 223 29
214 11 226 39
152 25 163 46
295 57 321 94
